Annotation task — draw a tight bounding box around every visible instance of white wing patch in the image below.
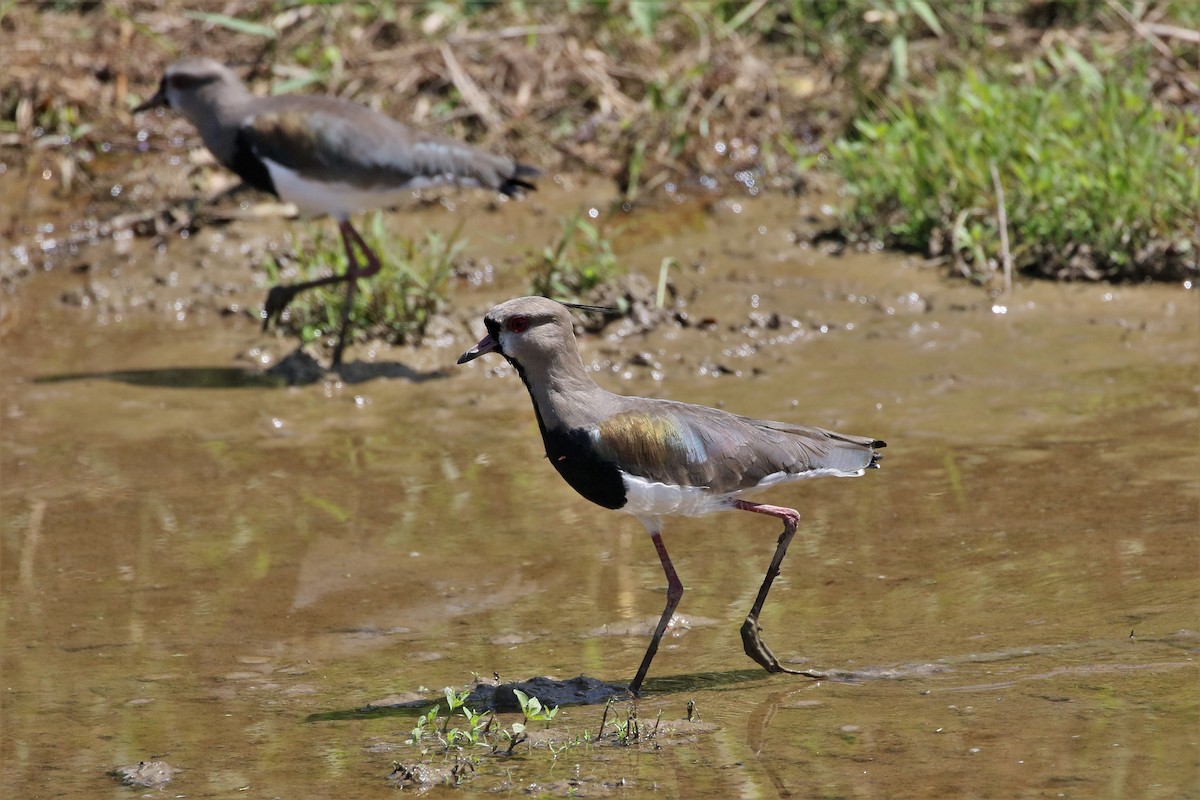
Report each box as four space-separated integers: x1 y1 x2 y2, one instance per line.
753 466 867 489
620 473 728 518
262 158 475 218
620 465 866 519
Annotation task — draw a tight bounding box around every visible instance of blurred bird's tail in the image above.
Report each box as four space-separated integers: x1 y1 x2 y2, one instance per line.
499 163 539 196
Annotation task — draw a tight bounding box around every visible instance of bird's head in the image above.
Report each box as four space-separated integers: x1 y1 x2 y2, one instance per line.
133 58 245 118
458 296 576 369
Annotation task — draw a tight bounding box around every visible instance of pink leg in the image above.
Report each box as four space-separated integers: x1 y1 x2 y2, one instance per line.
628 517 683 696
730 499 822 678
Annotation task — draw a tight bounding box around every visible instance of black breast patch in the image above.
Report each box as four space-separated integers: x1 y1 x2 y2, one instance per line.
541 426 627 511
232 127 278 196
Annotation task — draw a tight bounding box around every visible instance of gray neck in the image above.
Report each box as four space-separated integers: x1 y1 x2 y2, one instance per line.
515 349 619 432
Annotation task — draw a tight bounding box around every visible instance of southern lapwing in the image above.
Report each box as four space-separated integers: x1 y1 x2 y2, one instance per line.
134 57 537 366
458 296 886 695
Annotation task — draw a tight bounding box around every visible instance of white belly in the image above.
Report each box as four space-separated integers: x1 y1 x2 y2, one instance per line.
619 464 865 519
619 473 731 518
264 159 469 218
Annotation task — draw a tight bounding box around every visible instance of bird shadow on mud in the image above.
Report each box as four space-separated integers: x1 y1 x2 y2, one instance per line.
304 669 827 723
268 347 451 386
32 348 449 389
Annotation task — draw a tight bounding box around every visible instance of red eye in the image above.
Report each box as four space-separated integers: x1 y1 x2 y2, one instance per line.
508 315 530 333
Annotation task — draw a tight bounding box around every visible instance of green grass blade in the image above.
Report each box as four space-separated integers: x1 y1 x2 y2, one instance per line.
183 11 277 39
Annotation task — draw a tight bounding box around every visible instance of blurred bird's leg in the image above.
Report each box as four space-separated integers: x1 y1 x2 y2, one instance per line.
329 219 382 366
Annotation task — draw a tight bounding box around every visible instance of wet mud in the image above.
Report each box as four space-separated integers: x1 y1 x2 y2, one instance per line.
2 177 1198 798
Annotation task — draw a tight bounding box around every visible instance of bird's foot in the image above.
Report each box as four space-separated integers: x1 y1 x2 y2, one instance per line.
261 285 300 331
740 615 824 679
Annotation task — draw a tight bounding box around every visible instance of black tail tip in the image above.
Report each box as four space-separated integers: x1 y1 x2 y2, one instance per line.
868 440 886 468
500 163 539 196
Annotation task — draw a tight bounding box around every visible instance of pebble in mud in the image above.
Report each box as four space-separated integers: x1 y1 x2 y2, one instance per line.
109 760 179 788
386 761 460 789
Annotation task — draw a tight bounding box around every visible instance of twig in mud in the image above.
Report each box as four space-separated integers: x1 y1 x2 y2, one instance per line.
439 43 504 131
989 161 1012 296
655 257 678 309
1105 0 1200 98
448 25 567 44
597 696 614 742
360 42 431 65
1141 22 1200 44
565 38 639 119
1105 0 1176 60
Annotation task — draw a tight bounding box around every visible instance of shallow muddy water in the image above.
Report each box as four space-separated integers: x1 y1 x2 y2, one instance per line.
2 182 1197 798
